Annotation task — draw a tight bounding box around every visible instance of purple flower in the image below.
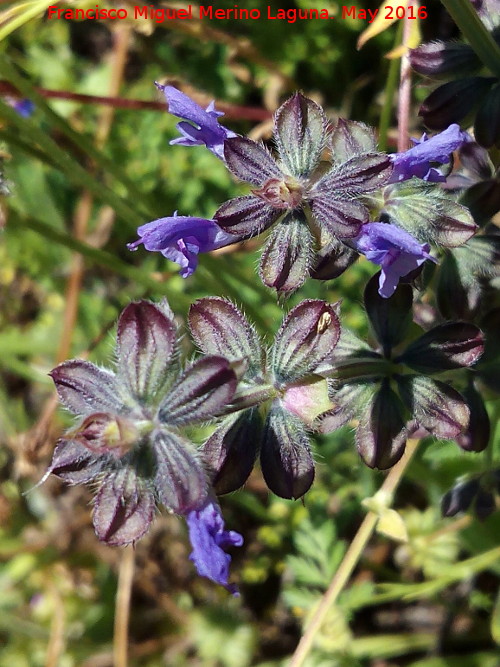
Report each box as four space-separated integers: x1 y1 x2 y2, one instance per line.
354 222 437 297
45 299 239 579
4 97 34 117
156 83 236 159
187 499 243 595
389 124 471 183
190 298 341 500
127 213 239 277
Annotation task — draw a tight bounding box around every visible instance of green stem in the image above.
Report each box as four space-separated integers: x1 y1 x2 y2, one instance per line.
378 21 404 152
440 0 500 78
289 439 419 667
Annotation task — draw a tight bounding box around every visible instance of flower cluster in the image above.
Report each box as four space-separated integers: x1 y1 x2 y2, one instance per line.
189 297 340 499
46 299 242 592
128 85 475 297
320 273 484 468
47 71 500 595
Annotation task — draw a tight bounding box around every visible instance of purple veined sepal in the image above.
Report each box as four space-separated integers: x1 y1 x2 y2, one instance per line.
127 212 241 278
397 374 470 439
309 238 359 281
153 429 208 514
49 359 122 417
44 298 242 565
223 135 283 185
355 379 409 470
442 472 498 521
45 438 107 486
418 77 496 139
202 409 263 495
259 210 314 293
271 299 340 383
363 272 413 357
273 92 328 178
116 300 178 406
455 378 490 453
396 322 484 374
189 296 264 378
186 497 243 595
158 355 237 426
409 40 481 79
93 466 156 547
309 153 392 241
156 83 236 159
260 401 315 500
329 118 378 164
190 295 343 497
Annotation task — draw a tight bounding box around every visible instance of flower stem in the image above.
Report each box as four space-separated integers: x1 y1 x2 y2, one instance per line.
114 546 135 667
440 0 500 78
289 438 419 667
397 4 414 152
378 21 404 152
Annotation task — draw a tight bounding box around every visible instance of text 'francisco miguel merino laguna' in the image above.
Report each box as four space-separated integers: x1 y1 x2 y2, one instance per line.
47 5 426 24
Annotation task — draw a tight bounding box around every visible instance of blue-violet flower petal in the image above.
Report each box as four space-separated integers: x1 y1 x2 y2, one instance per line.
4 97 34 117
354 222 437 297
156 83 236 159
127 213 238 277
389 124 471 183
187 499 243 594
